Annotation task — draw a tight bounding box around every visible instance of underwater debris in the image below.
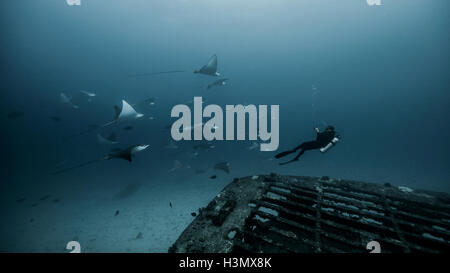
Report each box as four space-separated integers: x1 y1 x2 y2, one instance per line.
214 162 230 174
398 186 413 193
320 176 330 181
170 175 450 253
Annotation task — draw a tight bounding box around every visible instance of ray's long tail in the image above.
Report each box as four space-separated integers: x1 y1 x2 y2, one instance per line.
50 158 103 175
128 70 186 77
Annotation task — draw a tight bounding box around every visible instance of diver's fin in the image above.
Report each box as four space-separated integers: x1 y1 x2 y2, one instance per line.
279 158 299 166
275 150 295 159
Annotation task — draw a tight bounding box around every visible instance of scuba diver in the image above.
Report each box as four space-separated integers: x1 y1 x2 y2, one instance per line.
275 125 340 165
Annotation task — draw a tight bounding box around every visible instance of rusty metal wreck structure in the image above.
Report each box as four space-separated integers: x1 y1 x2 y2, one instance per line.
170 174 450 253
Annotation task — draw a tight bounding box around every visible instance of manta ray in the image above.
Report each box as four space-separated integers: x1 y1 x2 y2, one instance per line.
50 145 149 175
194 54 220 76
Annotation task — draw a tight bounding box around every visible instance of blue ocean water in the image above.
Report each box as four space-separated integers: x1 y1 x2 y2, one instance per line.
0 0 448 252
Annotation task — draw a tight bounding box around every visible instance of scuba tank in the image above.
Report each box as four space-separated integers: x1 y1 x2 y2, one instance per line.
320 136 340 153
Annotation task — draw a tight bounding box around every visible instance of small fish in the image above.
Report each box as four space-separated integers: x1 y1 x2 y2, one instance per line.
169 202 172 208
210 175 217 179
114 210 120 216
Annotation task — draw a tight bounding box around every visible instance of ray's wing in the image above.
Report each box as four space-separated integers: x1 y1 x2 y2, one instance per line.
200 54 218 74
118 100 140 120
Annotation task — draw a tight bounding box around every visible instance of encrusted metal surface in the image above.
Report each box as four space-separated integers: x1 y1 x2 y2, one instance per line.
169 174 450 253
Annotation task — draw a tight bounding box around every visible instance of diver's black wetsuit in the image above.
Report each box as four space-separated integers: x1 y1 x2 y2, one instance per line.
275 129 336 165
